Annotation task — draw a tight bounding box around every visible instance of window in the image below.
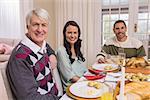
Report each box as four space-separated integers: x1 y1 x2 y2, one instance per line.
0 0 21 38
137 0 150 58
0 0 33 39
101 0 129 44
101 0 150 58
136 1 150 39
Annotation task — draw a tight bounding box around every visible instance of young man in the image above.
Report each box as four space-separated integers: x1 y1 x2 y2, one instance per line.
6 8 59 100
97 20 146 63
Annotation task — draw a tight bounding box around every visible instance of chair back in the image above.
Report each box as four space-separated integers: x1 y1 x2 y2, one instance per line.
0 61 14 100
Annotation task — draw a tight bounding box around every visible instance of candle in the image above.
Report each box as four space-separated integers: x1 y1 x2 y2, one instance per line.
119 66 125 100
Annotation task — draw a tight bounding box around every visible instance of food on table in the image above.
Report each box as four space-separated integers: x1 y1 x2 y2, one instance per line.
125 57 149 68
87 81 102 89
125 67 150 75
125 92 141 100
86 89 97 96
146 65 150 69
94 83 101 89
125 57 150 74
125 73 150 81
115 81 150 100
88 81 96 87
124 82 150 99
104 65 113 70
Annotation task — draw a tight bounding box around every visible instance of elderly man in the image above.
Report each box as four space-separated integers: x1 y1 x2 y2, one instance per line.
97 20 146 63
6 8 59 100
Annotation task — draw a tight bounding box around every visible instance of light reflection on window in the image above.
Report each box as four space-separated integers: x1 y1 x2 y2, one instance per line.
102 0 128 6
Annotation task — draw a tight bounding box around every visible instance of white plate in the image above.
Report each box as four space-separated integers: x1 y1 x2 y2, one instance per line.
69 81 109 98
92 63 119 72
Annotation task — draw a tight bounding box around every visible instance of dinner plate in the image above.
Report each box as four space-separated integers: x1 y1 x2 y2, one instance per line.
69 81 109 98
92 63 119 72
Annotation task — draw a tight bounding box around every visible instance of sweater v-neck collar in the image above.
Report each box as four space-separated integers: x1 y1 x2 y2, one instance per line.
21 35 46 54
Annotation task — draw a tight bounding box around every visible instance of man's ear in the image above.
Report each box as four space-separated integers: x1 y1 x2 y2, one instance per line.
113 28 115 32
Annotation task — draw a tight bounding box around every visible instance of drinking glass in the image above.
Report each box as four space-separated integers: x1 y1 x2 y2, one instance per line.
101 85 114 100
118 48 126 66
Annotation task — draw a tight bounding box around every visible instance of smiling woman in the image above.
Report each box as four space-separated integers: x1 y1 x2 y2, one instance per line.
57 21 88 91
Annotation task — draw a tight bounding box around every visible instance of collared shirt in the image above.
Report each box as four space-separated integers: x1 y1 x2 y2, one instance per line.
21 35 47 54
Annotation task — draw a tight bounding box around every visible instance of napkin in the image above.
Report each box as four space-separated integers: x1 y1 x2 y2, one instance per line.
105 72 122 82
88 68 103 75
84 74 106 80
83 68 106 80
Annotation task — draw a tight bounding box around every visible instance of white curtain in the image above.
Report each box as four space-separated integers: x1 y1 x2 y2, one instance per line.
55 0 102 66
0 0 33 39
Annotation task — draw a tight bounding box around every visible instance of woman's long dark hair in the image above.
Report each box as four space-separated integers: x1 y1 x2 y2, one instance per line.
63 21 85 63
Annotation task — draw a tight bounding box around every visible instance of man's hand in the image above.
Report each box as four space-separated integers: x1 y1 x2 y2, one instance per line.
97 56 107 63
49 54 57 70
70 76 80 83
97 58 107 63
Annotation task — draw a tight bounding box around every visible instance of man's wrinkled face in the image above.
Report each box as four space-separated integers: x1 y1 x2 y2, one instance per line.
27 14 49 47
113 22 127 40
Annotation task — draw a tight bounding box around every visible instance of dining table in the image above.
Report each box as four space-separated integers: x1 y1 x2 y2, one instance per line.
60 57 150 100
60 63 123 100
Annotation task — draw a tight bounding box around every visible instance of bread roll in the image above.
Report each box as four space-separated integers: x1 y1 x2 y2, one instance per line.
126 57 148 68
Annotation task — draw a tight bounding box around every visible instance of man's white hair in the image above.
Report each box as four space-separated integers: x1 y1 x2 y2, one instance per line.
26 8 50 26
